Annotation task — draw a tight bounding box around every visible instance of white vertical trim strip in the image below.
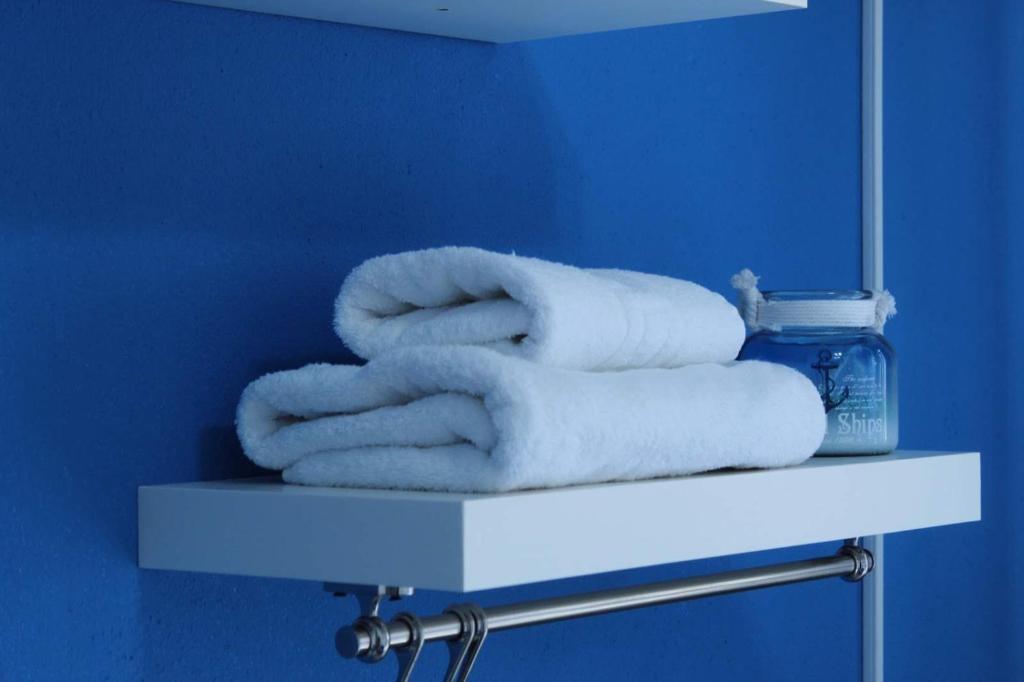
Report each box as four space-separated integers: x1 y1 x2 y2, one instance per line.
862 535 884 682
861 2 884 682
862 0 884 292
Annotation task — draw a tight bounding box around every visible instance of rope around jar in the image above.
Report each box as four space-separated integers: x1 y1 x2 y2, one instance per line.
730 269 896 333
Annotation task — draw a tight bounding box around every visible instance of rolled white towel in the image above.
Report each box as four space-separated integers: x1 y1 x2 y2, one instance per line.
236 347 826 493
335 247 745 371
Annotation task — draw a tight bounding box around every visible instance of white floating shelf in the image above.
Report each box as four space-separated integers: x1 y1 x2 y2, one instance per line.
173 0 806 43
139 450 979 592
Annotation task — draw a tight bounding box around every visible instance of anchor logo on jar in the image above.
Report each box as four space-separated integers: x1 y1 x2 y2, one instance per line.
811 348 850 413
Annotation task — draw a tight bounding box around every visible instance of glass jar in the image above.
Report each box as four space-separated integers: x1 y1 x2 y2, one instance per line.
737 290 898 455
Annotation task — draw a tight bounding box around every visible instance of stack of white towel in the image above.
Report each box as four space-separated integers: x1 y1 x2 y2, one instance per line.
236 247 826 493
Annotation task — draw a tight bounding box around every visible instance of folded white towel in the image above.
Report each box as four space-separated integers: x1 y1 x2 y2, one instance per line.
335 247 745 371
236 347 825 493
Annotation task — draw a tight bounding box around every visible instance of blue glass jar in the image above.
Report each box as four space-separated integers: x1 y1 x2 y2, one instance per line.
737 290 898 455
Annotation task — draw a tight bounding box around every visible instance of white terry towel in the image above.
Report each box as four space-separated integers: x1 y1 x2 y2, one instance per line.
236 347 826 493
335 247 745 371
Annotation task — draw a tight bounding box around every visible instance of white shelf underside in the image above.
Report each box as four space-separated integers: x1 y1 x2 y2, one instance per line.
173 0 806 43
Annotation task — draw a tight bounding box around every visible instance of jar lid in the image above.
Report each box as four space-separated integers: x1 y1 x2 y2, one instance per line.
730 269 896 332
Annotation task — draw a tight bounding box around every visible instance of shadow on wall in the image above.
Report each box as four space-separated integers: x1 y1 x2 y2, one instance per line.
0 1 579 249
0 2 578 678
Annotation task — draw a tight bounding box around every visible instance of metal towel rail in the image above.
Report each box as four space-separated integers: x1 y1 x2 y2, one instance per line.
329 540 873 681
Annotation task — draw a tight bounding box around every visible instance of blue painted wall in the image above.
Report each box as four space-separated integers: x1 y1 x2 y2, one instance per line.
0 0 1018 679
884 3 1018 680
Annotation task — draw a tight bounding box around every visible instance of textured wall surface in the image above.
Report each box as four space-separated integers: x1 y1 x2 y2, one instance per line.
883 3 1015 680
0 0 1018 679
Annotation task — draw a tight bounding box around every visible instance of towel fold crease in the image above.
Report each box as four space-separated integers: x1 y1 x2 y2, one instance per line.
237 347 826 493
335 247 746 371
